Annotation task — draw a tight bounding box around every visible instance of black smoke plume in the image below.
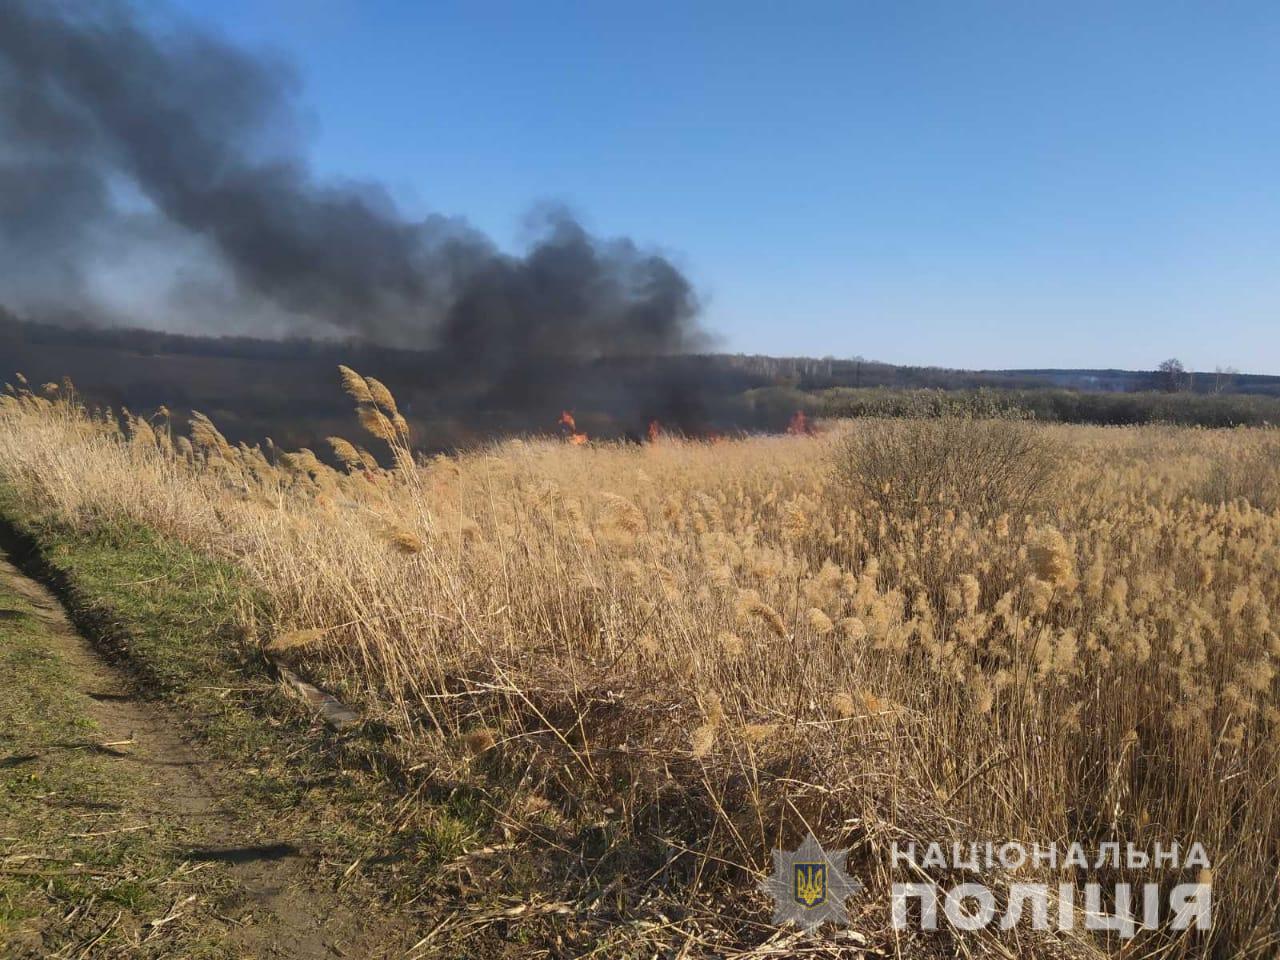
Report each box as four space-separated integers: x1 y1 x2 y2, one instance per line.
0 0 707 388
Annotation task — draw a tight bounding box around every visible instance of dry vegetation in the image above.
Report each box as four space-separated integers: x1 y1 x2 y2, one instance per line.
2 371 1278 958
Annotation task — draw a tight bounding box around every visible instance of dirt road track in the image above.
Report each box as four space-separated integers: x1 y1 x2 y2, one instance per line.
0 548 411 959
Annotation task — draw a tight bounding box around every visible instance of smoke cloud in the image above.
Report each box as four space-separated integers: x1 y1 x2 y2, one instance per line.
0 0 706 367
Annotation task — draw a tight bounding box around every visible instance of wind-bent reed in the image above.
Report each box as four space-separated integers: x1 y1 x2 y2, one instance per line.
2 372 1277 957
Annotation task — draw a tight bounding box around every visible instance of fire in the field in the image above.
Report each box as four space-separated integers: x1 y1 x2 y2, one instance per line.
787 410 815 436
559 410 588 445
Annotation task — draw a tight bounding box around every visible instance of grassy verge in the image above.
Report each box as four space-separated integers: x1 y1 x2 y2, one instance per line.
0 550 233 956
0 490 503 954
0 502 259 697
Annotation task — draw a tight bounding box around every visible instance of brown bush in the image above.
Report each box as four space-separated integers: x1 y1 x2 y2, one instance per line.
832 415 1062 521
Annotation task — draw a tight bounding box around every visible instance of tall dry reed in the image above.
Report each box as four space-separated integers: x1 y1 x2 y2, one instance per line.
2 373 1276 957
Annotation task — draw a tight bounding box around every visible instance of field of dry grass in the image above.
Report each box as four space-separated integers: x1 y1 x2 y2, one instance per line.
2 370 1278 958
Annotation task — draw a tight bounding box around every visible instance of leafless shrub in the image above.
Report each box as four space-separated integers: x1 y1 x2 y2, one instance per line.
832 415 1062 521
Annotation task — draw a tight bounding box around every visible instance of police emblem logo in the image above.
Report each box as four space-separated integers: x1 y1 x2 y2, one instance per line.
793 862 826 908
759 833 862 934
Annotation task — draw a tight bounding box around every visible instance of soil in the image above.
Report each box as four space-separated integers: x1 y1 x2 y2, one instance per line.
0 548 415 959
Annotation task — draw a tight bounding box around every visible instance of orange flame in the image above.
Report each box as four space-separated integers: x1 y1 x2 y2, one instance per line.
647 419 662 443
787 410 814 436
559 410 588 445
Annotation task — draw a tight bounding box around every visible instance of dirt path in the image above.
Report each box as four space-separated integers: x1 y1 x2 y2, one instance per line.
0 549 409 959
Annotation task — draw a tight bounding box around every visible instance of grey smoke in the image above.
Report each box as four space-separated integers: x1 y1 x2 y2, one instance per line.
0 0 706 362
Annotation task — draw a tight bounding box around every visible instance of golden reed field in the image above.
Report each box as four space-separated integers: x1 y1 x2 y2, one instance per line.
2 370 1278 958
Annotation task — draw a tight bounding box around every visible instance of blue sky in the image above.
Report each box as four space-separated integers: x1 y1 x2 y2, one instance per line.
167 1 1280 372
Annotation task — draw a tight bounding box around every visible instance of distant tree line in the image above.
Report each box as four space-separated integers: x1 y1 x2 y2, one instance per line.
4 311 1278 439
773 386 1280 428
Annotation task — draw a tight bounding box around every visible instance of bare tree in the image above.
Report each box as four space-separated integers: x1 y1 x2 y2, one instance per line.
1213 365 1239 394
1156 358 1190 393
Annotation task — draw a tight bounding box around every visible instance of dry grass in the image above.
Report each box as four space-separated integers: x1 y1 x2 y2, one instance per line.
2 373 1278 957
832 413 1063 520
